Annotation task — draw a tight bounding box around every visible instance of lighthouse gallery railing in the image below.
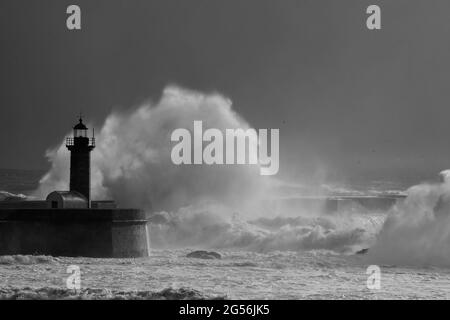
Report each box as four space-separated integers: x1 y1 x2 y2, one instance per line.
66 137 96 147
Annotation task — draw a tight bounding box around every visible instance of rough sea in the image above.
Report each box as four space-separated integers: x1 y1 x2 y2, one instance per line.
1 168 450 300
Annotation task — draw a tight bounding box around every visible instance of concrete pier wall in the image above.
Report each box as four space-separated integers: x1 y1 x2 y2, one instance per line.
0 209 149 258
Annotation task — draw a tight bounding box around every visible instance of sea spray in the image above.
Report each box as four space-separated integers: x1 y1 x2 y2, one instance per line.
33 86 269 212
368 170 450 267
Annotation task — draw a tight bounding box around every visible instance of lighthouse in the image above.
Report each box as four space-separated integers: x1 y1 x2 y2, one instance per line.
0 115 149 258
66 117 95 206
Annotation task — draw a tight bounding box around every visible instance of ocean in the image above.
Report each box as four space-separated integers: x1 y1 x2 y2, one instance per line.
1 168 450 300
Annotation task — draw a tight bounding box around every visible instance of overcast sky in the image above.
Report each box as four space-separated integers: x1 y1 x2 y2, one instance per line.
1 0 450 183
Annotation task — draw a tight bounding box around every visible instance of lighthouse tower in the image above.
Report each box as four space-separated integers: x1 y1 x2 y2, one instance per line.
66 117 95 206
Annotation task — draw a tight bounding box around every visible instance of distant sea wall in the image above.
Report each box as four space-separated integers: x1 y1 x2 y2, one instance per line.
272 196 405 215
0 209 149 258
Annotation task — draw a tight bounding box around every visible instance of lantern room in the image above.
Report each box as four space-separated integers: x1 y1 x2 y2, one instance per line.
73 118 88 137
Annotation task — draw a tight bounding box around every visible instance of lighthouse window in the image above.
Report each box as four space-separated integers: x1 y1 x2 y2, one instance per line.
74 129 87 137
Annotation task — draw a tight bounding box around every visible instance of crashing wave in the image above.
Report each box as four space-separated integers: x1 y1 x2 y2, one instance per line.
368 170 450 267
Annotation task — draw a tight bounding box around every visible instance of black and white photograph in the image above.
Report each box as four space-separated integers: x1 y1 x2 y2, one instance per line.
0 0 449 307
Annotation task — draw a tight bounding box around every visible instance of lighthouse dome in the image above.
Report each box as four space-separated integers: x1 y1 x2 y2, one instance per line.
74 118 87 130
